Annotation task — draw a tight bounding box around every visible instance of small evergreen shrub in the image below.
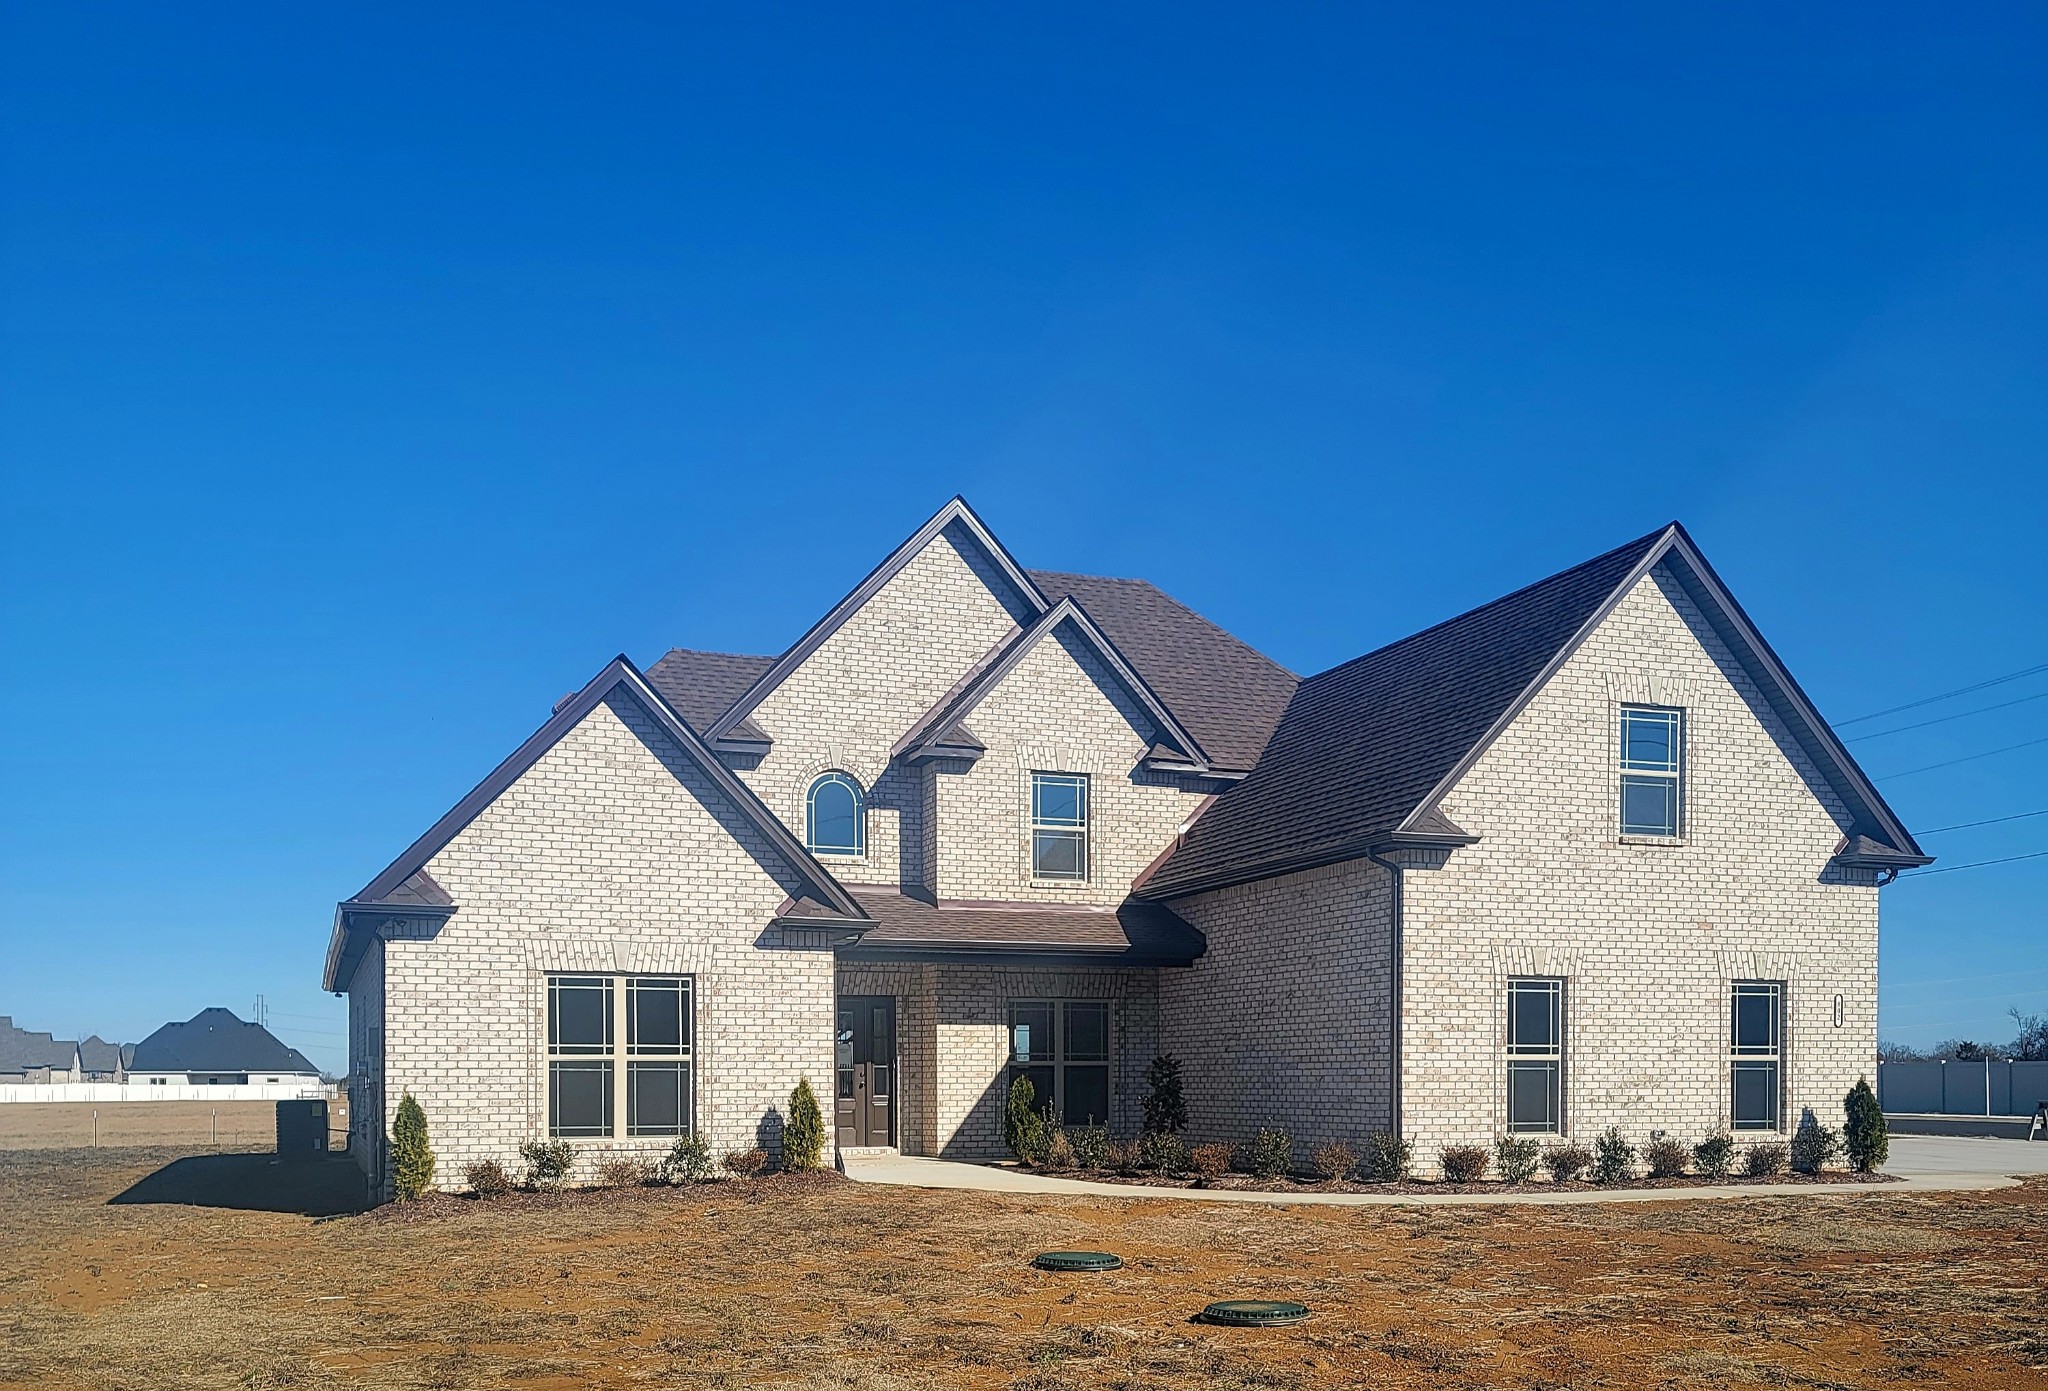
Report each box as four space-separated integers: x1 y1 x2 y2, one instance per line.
722 1147 768 1179
1140 1130 1189 1176
594 1155 650 1189
1494 1137 1541 1184
1691 1134 1735 1180
1042 1125 1077 1170
1310 1140 1357 1183
1004 1075 1049 1164
1592 1127 1636 1185
1141 1054 1188 1135
1245 1127 1293 1179
783 1077 827 1171
662 1135 713 1185
1069 1125 1111 1170
1643 1136 1689 1179
519 1138 576 1191
391 1093 436 1201
1542 1142 1593 1183
1743 1141 1789 1177
1106 1138 1143 1174
1439 1145 1490 1183
1188 1142 1234 1179
1843 1077 1888 1173
1361 1132 1414 1183
464 1159 513 1199
1790 1114 1841 1175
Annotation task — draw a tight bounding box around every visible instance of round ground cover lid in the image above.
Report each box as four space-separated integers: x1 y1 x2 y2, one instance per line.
1032 1250 1124 1272
1200 1300 1311 1327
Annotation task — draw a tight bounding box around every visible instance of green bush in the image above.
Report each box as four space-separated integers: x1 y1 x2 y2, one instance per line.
1141 1054 1188 1135
1245 1127 1293 1179
1310 1141 1357 1183
1140 1129 1189 1176
1004 1075 1049 1164
1069 1125 1111 1170
518 1138 576 1190
1494 1137 1541 1184
463 1159 512 1199
1542 1142 1592 1182
1643 1136 1689 1179
662 1135 712 1185
784 1077 827 1171
391 1093 436 1201
1743 1141 1788 1177
1592 1127 1636 1185
1843 1077 1888 1173
1790 1114 1840 1175
1691 1134 1735 1180
1360 1131 1413 1183
1439 1145 1490 1183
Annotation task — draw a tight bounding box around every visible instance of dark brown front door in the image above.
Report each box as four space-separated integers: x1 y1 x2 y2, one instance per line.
836 996 895 1148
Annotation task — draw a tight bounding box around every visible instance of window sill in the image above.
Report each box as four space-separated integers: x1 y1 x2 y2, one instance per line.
1616 835 1687 848
1029 878 1091 889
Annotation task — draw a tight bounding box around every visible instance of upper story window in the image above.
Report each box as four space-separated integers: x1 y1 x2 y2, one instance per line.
1618 705 1684 838
806 773 865 857
1030 772 1089 880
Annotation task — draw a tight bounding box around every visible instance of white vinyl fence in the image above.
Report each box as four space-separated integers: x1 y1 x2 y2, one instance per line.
0 1081 328 1104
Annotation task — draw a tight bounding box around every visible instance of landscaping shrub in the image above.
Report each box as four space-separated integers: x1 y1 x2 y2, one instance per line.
1141 1054 1188 1135
1592 1127 1636 1185
783 1078 827 1172
1069 1125 1111 1170
1360 1132 1413 1183
1310 1140 1357 1183
594 1155 649 1189
1691 1134 1735 1180
1004 1075 1049 1164
1494 1137 1541 1184
1542 1142 1593 1183
1743 1141 1788 1177
392 1093 435 1201
722 1147 768 1179
518 1139 576 1191
662 1135 712 1185
1106 1138 1143 1173
1643 1136 1689 1179
1140 1130 1189 1177
1042 1125 1076 1170
1244 1127 1293 1179
1439 1145 1490 1183
1843 1077 1888 1173
1188 1142 1234 1180
1790 1114 1841 1175
464 1159 513 1199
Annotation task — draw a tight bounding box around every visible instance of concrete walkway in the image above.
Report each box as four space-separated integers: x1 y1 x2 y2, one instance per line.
840 1135 2048 1207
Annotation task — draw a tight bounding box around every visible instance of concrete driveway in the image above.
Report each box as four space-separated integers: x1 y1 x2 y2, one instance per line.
1885 1134 2048 1177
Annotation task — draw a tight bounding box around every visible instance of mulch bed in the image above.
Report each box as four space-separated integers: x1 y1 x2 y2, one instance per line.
362 1166 843 1223
1015 1165 1900 1195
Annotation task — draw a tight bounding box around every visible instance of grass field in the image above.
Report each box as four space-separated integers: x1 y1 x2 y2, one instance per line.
0 1099 348 1151
0 1145 2041 1390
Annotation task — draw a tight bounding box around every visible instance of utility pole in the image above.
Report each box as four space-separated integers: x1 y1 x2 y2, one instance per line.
253 994 268 1029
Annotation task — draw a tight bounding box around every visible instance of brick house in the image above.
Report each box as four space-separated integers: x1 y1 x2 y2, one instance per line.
325 498 1929 1195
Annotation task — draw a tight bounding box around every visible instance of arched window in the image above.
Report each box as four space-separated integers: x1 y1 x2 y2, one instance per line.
806 773 865 857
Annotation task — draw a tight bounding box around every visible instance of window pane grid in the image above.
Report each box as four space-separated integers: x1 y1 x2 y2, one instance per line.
1618 706 1683 837
1007 1000 1112 1127
548 974 693 1140
806 773 865 857
1505 978 1563 1134
1729 981 1783 1130
1030 773 1089 879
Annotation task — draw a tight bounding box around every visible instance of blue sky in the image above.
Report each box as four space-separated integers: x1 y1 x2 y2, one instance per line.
2 5 2044 1073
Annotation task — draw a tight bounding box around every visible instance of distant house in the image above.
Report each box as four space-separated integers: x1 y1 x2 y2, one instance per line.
0 1016 82 1083
78 1036 127 1081
128 1008 321 1086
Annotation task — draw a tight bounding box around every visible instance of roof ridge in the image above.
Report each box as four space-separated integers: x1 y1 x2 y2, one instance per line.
656 646 775 662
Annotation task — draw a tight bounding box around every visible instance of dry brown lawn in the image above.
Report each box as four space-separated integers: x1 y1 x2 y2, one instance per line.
0 1145 2041 1390
0 1100 345 1152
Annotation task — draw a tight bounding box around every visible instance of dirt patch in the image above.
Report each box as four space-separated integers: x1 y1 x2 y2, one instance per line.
0 1145 2040 1390
1037 1165 1900 1195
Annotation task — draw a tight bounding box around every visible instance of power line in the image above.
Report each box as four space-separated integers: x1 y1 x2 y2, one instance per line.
1919 809 2048 835
1877 735 2048 780
1845 690 2048 742
1886 967 2048 989
1838 660 2048 727
1896 848 2048 879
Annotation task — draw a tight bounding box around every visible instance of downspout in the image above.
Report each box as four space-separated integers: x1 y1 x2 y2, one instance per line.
1365 848 1404 1139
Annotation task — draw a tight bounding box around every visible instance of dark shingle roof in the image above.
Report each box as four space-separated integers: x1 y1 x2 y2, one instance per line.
644 649 776 733
835 887 1205 965
1029 571 1297 773
130 1008 320 1076
77 1036 124 1073
0 1017 77 1074
1140 528 1672 899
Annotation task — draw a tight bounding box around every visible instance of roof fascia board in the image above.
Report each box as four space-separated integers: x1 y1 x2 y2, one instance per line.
708 496 1052 743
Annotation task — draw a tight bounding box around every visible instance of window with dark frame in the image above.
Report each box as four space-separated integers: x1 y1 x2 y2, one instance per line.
547 974 693 1140
1730 980 1783 1131
806 772 865 857
1618 705 1684 837
1030 772 1089 880
1505 977 1564 1133
1007 1000 1111 1125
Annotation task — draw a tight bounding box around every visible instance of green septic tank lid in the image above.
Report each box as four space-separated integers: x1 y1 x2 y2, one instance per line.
1032 1250 1123 1272
1200 1300 1311 1328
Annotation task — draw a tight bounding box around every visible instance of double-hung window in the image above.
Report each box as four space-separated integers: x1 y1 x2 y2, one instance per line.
1505 977 1564 1133
1730 981 1783 1131
1030 772 1089 880
1008 1000 1111 1125
1619 705 1684 838
547 974 693 1139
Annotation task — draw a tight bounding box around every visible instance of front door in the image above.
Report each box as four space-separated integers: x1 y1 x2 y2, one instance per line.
836 996 895 1148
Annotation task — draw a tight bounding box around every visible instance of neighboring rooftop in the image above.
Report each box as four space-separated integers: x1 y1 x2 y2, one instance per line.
129 1008 320 1076
0 1016 78 1075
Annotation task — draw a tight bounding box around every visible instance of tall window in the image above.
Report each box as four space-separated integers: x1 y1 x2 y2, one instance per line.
1008 1000 1110 1125
1730 981 1783 1131
806 773 864 857
1619 705 1684 837
1506 977 1564 1134
1030 772 1089 880
547 974 693 1139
